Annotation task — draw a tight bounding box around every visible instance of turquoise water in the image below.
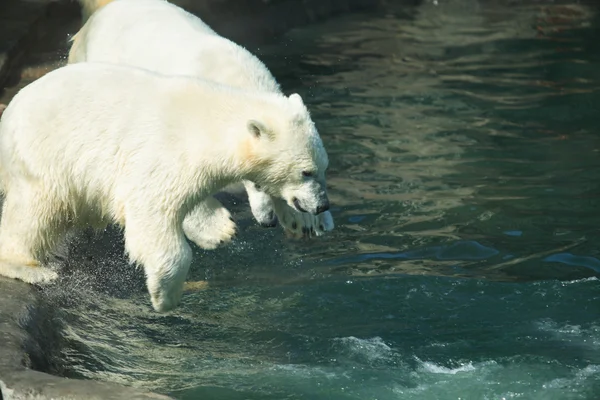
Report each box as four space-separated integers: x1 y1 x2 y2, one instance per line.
38 1 600 399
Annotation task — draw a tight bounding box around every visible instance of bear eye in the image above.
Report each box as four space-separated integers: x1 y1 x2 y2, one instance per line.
302 171 314 178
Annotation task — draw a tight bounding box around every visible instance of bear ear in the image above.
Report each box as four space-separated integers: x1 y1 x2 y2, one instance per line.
247 120 271 140
289 93 305 110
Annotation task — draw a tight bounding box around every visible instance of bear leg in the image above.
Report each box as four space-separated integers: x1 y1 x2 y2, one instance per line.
124 212 193 312
182 197 237 250
0 189 64 283
244 180 278 227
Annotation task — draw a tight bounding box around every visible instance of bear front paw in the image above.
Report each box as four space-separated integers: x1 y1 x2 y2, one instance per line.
183 198 238 250
272 198 335 239
244 181 278 227
149 284 184 312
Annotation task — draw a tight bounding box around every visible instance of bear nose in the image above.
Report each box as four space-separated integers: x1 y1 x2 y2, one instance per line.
316 201 330 215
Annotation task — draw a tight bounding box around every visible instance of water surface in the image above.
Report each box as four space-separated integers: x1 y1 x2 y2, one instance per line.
6 1 600 399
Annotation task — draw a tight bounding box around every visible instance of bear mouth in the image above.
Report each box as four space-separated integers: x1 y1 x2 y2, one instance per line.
293 198 308 213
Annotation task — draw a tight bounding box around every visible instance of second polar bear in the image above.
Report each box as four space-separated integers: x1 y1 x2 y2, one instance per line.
0 63 330 311
70 0 334 243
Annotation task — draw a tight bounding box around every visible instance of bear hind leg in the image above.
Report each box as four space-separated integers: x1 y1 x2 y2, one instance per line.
0 189 66 284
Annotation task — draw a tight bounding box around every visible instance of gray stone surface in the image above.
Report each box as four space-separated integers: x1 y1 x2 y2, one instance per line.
1 370 173 400
0 277 174 399
0 278 37 372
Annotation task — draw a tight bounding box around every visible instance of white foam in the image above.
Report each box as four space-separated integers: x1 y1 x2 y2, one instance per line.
415 357 477 374
560 276 599 286
536 319 600 349
271 364 339 380
335 336 394 362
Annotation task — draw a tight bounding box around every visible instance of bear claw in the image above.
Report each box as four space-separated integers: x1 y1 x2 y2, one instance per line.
271 197 335 239
182 198 238 250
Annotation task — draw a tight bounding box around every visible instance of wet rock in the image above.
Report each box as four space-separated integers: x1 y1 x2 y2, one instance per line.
0 278 37 372
1 369 173 400
0 0 51 90
0 277 174 400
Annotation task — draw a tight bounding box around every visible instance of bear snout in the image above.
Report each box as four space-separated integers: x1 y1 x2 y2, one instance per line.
315 200 330 215
293 196 330 215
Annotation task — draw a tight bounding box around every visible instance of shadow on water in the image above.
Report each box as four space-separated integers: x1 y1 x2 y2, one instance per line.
2 0 600 399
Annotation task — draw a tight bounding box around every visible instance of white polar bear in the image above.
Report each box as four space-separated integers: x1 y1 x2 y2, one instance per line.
70 0 334 242
0 63 330 312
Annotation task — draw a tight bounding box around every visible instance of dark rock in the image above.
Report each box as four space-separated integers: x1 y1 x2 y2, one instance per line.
0 0 52 90
0 277 175 399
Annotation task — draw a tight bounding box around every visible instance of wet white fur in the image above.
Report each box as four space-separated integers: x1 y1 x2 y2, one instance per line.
0 63 328 311
69 0 334 238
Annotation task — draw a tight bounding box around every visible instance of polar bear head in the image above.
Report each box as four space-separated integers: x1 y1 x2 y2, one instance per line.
245 93 330 216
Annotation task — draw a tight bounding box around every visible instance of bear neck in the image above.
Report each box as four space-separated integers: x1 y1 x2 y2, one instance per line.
169 81 287 185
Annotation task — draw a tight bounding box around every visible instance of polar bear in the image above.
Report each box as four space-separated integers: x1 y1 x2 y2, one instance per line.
69 0 334 243
0 63 330 312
